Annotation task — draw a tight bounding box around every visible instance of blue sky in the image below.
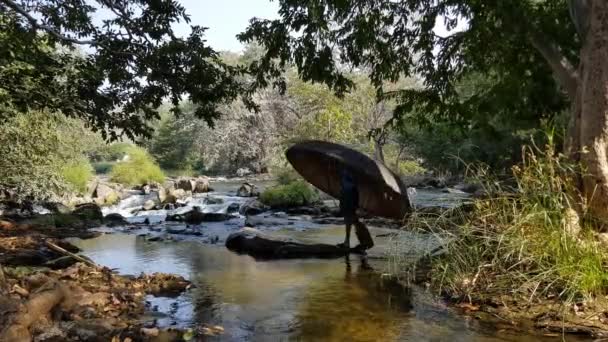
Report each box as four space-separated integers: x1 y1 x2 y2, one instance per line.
174 0 279 52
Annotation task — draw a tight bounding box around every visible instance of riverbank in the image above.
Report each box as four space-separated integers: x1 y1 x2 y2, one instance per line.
393 147 608 339
0 216 197 341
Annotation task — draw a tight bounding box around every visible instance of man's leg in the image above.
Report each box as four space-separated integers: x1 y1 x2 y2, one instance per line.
344 223 352 248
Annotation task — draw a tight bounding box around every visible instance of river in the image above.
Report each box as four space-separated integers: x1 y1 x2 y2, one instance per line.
69 180 586 341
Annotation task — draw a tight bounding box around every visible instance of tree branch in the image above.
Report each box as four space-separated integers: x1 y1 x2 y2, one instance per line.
528 30 578 99
1 0 96 45
569 0 590 41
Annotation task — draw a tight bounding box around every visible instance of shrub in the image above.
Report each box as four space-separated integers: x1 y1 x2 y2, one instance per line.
61 158 94 194
92 162 115 174
110 146 165 186
274 166 302 185
394 160 426 176
260 180 319 208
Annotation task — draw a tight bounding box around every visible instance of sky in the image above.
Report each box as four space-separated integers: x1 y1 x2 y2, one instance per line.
173 0 280 52
91 0 464 53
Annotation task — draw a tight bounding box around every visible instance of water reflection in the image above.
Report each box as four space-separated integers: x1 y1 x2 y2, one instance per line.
71 233 585 341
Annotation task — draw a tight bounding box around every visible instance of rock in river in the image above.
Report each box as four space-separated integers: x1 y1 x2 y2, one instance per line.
225 228 356 259
236 182 258 197
168 207 233 224
73 203 103 221
239 199 269 216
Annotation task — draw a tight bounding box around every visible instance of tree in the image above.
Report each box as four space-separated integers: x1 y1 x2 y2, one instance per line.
0 0 247 140
239 1 608 222
0 112 91 201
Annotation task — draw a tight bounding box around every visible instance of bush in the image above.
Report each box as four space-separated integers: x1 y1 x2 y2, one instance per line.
394 160 426 176
89 142 132 162
61 158 94 194
110 146 165 186
92 162 115 174
260 180 319 208
273 166 302 185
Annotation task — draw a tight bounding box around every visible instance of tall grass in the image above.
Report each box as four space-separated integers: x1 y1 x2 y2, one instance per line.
396 141 608 304
61 158 94 194
110 146 165 186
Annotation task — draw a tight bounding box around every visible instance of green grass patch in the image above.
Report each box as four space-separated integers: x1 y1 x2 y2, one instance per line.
61 158 94 194
260 180 319 208
110 146 165 186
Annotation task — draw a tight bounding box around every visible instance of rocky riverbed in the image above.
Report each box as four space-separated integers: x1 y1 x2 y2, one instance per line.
0 177 596 341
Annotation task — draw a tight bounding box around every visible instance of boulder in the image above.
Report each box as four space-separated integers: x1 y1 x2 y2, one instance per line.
183 207 231 224
142 184 152 195
239 199 269 216
157 187 170 204
104 213 128 226
176 178 196 192
193 177 210 193
92 183 120 206
143 200 157 211
226 203 241 214
73 203 103 221
164 180 176 191
225 228 357 259
236 183 258 197
236 168 252 177
158 187 187 204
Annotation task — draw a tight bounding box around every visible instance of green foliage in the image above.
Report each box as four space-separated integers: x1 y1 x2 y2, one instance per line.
92 162 115 175
0 111 86 201
260 181 319 208
294 106 354 143
397 141 608 302
148 111 204 172
1 0 247 140
274 167 302 185
241 1 574 118
89 143 132 163
394 160 425 176
240 1 575 171
61 158 94 194
110 146 165 186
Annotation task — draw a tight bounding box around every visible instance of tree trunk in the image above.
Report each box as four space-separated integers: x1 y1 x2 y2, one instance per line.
373 138 385 163
576 0 608 224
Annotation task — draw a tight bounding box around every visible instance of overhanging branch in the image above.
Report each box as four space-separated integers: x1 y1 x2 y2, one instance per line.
1 0 96 45
529 30 578 99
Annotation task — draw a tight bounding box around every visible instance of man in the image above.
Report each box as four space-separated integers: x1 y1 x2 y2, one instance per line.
337 169 374 252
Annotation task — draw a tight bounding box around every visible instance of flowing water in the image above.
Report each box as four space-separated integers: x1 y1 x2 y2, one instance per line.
71 181 586 341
